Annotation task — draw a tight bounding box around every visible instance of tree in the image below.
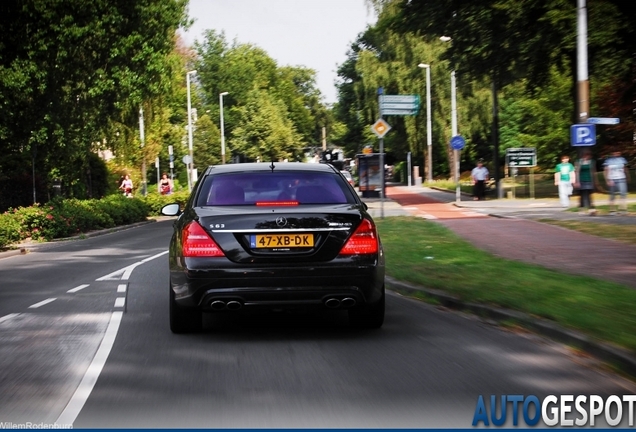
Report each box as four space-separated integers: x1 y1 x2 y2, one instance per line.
0 0 188 209
194 30 326 163
230 90 304 162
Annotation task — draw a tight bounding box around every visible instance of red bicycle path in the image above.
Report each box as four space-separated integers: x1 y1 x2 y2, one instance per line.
384 185 636 289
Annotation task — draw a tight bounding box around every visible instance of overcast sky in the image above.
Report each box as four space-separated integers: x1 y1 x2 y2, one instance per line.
180 0 377 104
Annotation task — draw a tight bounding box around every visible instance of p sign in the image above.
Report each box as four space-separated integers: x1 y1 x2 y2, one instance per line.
570 124 596 146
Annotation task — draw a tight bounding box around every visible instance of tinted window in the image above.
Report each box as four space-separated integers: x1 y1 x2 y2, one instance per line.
196 171 356 206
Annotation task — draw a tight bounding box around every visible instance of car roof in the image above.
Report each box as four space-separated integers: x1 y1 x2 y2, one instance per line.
202 162 339 175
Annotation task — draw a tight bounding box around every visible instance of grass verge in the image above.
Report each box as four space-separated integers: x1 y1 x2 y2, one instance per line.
375 216 636 353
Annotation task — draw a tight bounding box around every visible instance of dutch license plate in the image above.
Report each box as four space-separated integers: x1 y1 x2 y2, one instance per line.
250 234 314 248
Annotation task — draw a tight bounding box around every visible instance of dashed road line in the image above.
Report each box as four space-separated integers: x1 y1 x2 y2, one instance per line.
0 313 20 324
67 284 90 293
28 298 57 309
6 251 168 425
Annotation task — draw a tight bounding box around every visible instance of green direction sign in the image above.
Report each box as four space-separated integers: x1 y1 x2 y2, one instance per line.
380 95 420 116
506 148 536 167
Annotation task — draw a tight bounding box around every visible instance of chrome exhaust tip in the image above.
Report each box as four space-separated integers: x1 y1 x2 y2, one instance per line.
226 300 243 310
210 300 226 310
325 298 341 309
340 297 356 308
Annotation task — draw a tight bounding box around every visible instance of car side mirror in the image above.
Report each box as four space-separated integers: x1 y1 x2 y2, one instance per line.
161 203 181 216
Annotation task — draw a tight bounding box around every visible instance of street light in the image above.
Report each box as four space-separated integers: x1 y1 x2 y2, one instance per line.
186 70 197 192
219 91 229 164
418 63 433 182
440 36 461 203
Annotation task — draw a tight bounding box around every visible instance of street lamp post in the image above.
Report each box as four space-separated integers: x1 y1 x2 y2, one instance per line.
219 91 229 164
440 36 461 203
186 70 197 192
418 63 433 182
139 106 147 196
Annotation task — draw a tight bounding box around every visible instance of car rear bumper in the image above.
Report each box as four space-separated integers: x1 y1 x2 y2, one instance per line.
170 258 384 311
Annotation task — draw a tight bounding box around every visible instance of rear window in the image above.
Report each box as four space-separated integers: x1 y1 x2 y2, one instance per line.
196 171 357 206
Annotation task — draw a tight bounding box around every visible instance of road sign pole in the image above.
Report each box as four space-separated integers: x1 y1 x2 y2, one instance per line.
530 167 535 199
450 71 461 203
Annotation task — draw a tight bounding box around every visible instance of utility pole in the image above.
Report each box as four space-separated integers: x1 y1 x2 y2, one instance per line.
139 106 147 197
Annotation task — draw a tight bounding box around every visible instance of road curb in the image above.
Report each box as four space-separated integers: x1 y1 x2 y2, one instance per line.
386 276 636 380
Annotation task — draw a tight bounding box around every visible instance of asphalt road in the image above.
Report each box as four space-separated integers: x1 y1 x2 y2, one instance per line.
1 220 635 428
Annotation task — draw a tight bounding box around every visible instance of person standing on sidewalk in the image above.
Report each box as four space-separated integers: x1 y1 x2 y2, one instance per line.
574 149 597 215
471 159 489 201
555 155 575 208
603 150 630 214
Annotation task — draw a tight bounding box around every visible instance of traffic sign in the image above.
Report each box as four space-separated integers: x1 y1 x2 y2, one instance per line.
587 117 620 125
182 155 192 164
381 103 420 109
382 95 419 103
506 148 537 167
570 124 596 146
381 108 420 116
450 135 466 150
380 95 420 116
371 118 391 138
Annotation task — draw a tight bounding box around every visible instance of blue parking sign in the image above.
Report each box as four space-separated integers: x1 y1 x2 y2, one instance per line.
570 124 596 146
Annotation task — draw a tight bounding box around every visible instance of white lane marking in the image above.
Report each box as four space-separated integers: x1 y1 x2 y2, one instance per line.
0 313 20 324
67 284 90 293
121 251 168 280
114 297 125 308
95 267 129 281
55 251 166 423
120 266 136 281
117 284 127 293
28 298 57 309
56 311 123 426
96 251 168 281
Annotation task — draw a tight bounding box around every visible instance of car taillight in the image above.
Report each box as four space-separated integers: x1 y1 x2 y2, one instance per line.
339 219 379 255
182 221 225 257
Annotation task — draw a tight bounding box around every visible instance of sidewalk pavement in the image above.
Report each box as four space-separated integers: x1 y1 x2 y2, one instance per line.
365 185 636 377
365 185 636 288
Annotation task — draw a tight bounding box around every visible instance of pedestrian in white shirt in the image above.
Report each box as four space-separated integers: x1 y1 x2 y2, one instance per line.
603 150 630 214
471 159 489 201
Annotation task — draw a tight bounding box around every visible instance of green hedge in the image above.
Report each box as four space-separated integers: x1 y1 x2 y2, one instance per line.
0 190 190 250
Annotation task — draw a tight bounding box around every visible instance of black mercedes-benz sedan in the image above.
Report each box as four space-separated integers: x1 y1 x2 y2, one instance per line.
161 162 385 333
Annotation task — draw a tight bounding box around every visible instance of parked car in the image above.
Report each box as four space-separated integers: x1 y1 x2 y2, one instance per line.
161 162 385 333
340 170 355 187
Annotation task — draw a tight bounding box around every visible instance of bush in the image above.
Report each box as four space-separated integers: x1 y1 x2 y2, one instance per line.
0 193 155 248
0 211 23 248
52 198 115 233
140 190 190 216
